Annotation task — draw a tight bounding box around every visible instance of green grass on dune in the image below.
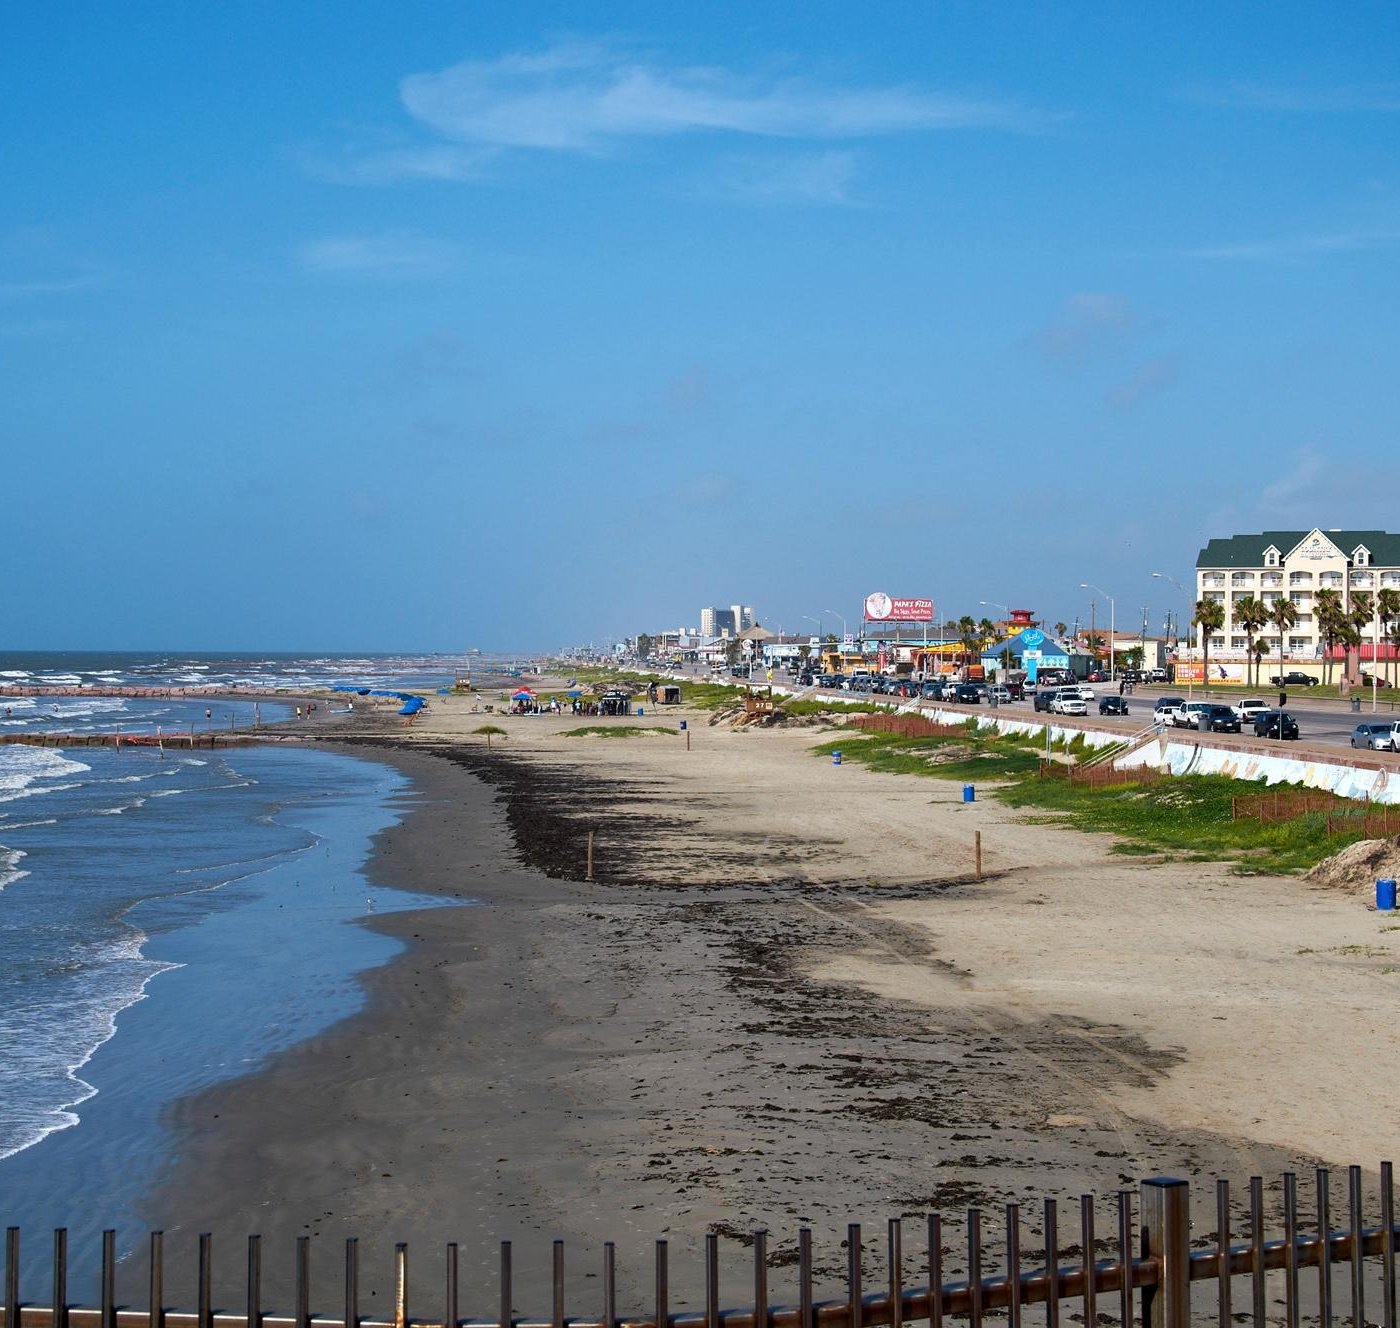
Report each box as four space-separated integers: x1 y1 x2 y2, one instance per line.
812 725 1359 874
562 725 676 738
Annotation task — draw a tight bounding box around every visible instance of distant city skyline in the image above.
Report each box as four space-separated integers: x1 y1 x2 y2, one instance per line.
4 5 1398 650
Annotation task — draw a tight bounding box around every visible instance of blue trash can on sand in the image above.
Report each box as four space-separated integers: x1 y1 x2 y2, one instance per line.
679 720 687 731
963 784 975 803
832 750 843 766
1379 879 1397 911
636 706 644 716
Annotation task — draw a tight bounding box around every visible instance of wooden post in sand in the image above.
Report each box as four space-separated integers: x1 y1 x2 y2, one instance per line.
975 831 983 880
586 830 595 881
686 729 691 751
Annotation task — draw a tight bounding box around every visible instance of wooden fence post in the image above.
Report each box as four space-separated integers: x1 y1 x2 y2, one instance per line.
1141 1179 1190 1328
975 832 983 880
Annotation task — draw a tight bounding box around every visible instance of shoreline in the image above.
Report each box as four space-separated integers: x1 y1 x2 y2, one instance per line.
128 710 1335 1315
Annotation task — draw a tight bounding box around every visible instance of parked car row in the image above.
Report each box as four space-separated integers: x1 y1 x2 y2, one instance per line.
1152 695 1299 740
1351 721 1400 750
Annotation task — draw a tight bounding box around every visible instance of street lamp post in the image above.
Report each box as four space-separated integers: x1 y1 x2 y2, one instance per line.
980 601 1009 680
823 608 847 647
1153 571 1187 695
1081 583 1115 682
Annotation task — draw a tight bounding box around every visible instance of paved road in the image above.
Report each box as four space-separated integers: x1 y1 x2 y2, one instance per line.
664 663 1400 756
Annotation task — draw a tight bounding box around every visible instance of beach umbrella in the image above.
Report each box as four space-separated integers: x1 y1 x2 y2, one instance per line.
565 689 583 697
511 688 535 699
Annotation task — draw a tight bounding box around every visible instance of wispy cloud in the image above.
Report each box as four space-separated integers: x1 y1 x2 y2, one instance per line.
323 41 1044 185
1026 292 1138 367
1186 81 1400 113
0 230 109 298
296 231 461 277
402 43 1039 151
1187 229 1400 262
300 140 496 186
1107 353 1181 409
703 150 861 206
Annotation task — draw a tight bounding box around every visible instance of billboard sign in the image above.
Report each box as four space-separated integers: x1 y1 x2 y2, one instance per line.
864 592 934 622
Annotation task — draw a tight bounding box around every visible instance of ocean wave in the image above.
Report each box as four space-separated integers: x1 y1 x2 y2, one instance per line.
0 845 28 891
0 749 92 803
0 930 182 1161
96 798 147 816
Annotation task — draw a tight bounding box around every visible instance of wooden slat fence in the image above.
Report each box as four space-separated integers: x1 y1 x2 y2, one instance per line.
1325 807 1400 839
847 715 970 740
5 1167 1398 1328
1037 761 1162 788
1231 791 1351 824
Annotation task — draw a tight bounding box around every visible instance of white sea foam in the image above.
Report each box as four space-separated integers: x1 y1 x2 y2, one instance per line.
0 749 92 803
96 798 147 815
0 928 182 1160
0 845 28 891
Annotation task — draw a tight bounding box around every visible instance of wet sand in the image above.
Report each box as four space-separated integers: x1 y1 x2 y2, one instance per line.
133 691 1400 1317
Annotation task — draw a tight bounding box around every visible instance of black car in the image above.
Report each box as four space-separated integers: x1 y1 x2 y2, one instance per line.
951 683 982 703
1033 689 1057 712
1098 695 1129 716
1203 703 1241 732
1254 710 1299 740
1268 671 1320 688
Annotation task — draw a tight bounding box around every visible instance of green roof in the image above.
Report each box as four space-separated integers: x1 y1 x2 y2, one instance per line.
1196 530 1400 569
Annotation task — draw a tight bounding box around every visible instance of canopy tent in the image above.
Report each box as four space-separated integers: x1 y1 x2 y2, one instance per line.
398 697 425 716
511 688 536 700
565 689 583 697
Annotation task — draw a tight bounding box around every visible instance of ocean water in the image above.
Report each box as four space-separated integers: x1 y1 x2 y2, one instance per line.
0 654 474 1295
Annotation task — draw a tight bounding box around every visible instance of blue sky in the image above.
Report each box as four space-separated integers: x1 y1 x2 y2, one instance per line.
4 3 1399 650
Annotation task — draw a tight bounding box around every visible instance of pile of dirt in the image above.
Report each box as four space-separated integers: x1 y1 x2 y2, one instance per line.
1305 835 1400 890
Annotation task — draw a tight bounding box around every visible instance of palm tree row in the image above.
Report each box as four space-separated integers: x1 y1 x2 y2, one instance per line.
1197 588 1400 689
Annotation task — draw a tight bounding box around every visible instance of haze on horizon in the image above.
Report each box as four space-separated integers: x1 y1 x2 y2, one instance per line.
3 3 1398 652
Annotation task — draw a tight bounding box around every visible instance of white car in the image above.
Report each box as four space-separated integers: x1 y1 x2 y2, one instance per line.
1232 698 1270 724
1074 685 1096 702
1052 695 1088 715
1153 697 1185 725
1172 701 1213 728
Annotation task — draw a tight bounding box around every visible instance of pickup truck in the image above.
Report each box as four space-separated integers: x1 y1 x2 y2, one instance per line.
1269 671 1320 687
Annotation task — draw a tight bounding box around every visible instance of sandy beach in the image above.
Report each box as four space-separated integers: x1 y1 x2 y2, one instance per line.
137 684 1400 1316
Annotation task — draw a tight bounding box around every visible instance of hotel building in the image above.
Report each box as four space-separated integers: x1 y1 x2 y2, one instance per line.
1194 528 1400 660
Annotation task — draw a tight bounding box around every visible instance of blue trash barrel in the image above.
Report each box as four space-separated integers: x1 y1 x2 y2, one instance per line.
1378 879 1397 911
832 750 843 766
679 720 687 731
963 784 975 803
636 706 644 716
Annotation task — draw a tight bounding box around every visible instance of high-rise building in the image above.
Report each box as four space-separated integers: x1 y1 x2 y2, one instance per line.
700 605 751 639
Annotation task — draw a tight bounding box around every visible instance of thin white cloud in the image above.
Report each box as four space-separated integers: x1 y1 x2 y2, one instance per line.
318 42 1046 184
704 150 861 206
1187 229 1400 262
1027 292 1138 367
400 43 1038 153
1107 353 1181 409
296 231 461 277
1186 81 1400 113
0 231 109 298
300 140 496 186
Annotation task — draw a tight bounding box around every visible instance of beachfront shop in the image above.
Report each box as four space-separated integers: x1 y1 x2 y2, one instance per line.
982 628 1071 682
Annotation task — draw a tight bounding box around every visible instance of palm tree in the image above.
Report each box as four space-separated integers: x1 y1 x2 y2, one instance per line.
1350 592 1375 685
1252 638 1270 686
956 615 980 660
1380 588 1400 686
977 617 997 648
1053 621 1068 640
1314 589 1344 686
1192 598 1226 686
1269 597 1299 689
1234 596 1269 686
